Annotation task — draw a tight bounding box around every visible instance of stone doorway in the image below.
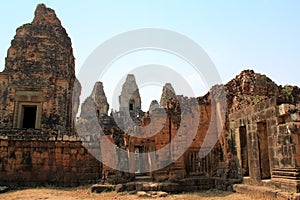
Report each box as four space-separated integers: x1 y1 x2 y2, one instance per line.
14 91 43 129
134 146 150 175
257 122 271 180
239 126 249 177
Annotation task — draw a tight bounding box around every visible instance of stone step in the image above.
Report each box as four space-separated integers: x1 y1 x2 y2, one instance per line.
272 168 300 180
233 184 300 200
135 175 152 182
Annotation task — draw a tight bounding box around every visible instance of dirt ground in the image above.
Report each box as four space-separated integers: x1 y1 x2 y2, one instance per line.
0 186 264 200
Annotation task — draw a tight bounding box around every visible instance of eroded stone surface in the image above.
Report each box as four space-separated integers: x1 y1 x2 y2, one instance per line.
2 4 300 196
160 83 176 108
0 3 77 134
226 69 279 112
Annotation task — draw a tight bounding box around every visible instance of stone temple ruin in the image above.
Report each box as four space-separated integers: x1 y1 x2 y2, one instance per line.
1 4 300 198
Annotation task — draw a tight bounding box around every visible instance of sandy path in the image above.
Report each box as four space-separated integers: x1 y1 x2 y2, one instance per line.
0 187 262 200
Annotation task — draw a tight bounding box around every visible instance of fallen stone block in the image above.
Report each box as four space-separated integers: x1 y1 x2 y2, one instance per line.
91 184 115 193
115 184 124 193
157 191 168 197
137 191 149 197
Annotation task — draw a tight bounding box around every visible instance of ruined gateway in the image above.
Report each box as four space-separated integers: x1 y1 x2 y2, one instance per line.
1 4 300 198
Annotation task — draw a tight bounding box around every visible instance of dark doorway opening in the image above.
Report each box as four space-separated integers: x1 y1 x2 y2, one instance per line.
239 126 249 176
129 103 134 111
257 122 271 179
22 105 37 128
129 99 135 111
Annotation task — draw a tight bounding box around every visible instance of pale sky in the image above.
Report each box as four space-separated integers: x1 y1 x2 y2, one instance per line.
0 1 299 110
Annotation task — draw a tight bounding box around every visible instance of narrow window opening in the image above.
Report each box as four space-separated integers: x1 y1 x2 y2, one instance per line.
219 146 224 162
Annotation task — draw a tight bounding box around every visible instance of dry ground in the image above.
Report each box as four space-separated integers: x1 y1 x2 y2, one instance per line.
0 186 265 200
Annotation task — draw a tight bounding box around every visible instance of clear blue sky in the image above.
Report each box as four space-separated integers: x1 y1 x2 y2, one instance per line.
0 1 299 110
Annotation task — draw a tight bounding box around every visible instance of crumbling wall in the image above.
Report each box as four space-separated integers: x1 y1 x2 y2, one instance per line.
227 71 300 193
221 70 283 174
0 134 101 187
229 98 277 181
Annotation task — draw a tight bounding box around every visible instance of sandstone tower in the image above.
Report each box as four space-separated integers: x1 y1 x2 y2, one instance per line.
160 83 176 108
91 82 109 117
117 74 143 129
119 74 141 113
0 4 102 187
0 4 76 134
